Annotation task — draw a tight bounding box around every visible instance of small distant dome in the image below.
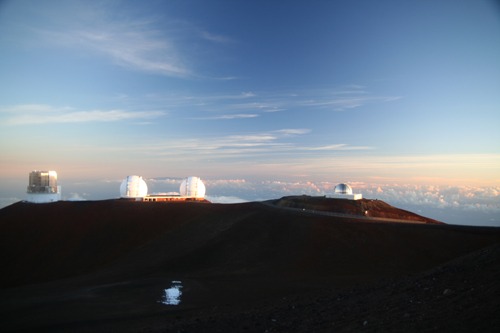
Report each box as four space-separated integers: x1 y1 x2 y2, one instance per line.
120 175 148 198
180 176 206 198
334 183 353 195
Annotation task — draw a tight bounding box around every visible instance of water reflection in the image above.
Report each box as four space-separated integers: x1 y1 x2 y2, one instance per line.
160 280 183 305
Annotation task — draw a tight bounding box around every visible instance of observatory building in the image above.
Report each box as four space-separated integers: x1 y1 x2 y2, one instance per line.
120 175 148 199
143 176 207 202
329 183 362 200
26 170 62 203
180 176 206 198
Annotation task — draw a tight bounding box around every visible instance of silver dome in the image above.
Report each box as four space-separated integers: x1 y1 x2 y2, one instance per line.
334 183 353 195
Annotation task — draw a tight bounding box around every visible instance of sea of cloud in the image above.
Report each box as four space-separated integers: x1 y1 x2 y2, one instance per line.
1 177 498 226
145 178 499 226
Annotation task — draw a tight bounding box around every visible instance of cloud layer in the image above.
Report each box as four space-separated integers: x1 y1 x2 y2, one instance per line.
147 177 500 215
1 104 166 125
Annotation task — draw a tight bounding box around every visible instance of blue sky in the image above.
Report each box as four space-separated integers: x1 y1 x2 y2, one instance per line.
0 0 499 223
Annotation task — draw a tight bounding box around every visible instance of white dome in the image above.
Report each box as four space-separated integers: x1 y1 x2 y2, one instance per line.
334 183 353 195
180 176 206 198
120 175 148 198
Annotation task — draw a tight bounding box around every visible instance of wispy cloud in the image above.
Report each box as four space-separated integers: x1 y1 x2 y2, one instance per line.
225 134 277 143
196 113 259 120
122 87 397 118
30 3 191 78
83 129 369 161
67 28 188 77
0 104 73 113
1 104 165 125
304 144 372 151
282 85 401 112
194 92 257 102
274 129 311 135
26 2 241 79
200 31 234 44
280 154 500 186
218 87 397 114
299 95 399 111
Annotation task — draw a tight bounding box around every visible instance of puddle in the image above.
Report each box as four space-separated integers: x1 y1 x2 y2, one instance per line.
160 280 183 305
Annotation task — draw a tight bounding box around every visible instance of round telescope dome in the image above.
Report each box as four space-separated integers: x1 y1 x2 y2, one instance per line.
180 176 206 198
120 175 148 198
334 183 353 195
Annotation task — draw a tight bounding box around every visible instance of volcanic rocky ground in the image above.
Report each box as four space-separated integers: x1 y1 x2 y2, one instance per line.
0 197 499 332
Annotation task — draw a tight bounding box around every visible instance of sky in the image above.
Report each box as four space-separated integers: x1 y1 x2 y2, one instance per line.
0 0 499 225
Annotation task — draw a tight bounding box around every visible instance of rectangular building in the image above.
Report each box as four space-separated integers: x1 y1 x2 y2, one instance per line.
27 170 58 194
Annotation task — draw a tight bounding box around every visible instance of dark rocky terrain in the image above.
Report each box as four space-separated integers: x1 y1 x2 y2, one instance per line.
269 195 443 223
0 197 499 332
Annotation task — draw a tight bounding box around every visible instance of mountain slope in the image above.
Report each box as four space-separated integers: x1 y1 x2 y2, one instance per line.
0 199 499 332
0 199 496 288
269 195 443 223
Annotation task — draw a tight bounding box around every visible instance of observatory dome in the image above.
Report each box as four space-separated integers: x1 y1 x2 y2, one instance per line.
180 176 206 198
334 183 353 195
26 170 61 203
120 175 148 198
